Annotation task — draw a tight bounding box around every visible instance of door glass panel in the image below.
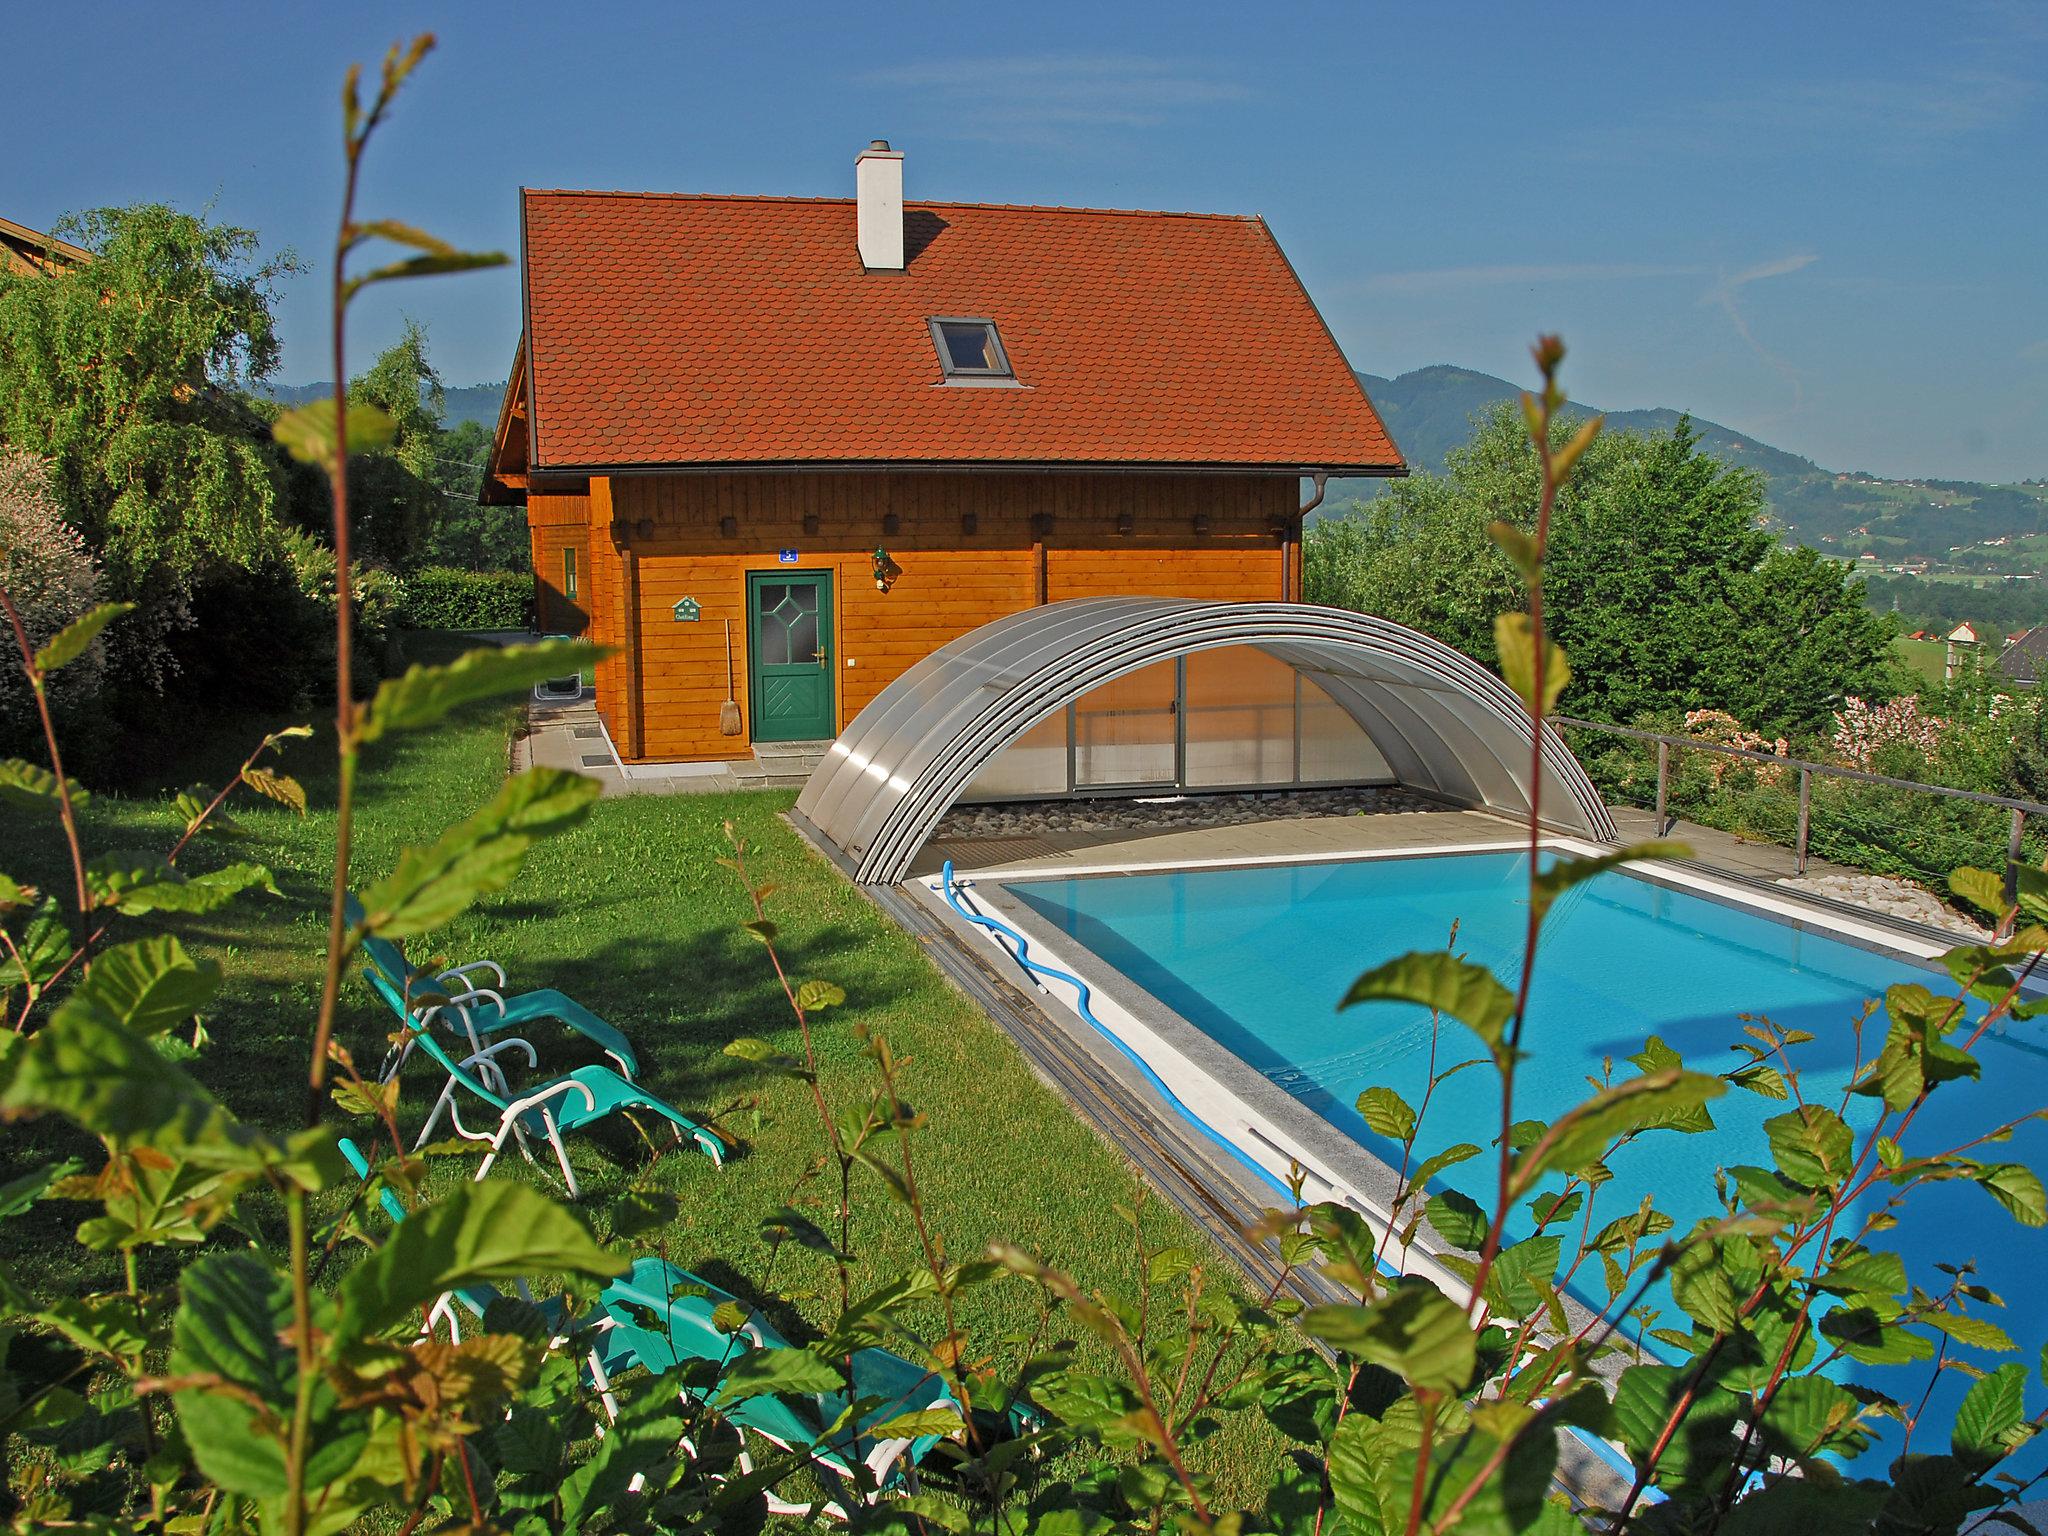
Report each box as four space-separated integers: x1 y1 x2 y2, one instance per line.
1184 646 1297 787
759 595 791 664
760 584 823 666
1074 660 1178 787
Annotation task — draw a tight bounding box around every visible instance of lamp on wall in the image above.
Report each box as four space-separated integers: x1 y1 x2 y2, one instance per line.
871 546 900 593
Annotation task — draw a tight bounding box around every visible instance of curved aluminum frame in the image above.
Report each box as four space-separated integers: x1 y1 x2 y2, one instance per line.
796 598 1618 884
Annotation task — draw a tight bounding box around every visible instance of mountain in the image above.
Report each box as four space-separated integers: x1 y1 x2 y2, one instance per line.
257 380 503 429
1336 365 2048 568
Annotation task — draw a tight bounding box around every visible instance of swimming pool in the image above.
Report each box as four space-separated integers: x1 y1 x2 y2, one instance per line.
992 848 2048 1473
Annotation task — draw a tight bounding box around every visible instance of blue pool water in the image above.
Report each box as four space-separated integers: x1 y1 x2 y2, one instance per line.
1009 851 2048 1471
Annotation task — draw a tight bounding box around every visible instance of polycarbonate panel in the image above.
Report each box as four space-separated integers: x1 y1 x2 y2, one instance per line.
959 708 1070 802
1298 672 1392 783
1074 658 1178 787
1183 645 1298 787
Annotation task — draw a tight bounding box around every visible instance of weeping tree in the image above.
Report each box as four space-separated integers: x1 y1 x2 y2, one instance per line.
0 204 300 594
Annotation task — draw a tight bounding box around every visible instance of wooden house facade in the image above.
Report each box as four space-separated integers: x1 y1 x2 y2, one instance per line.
485 146 1404 763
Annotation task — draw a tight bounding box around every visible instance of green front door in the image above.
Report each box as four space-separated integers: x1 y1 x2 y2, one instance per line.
747 570 835 742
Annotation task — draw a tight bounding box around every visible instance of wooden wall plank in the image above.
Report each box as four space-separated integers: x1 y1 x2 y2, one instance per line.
599 470 1299 761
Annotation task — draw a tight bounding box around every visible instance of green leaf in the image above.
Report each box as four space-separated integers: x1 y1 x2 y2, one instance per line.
1516 1069 1724 1186
334 1180 623 1341
58 935 221 1037
1481 1235 1562 1320
1668 1241 1743 1332
1342 950 1515 1058
723 1036 811 1079
1818 1244 1909 1297
168 1252 294 1497
1608 1364 1741 1489
0 1156 80 1218
1 1003 261 1158
1924 1310 2018 1353
0 897 73 995
1494 611 1570 714
1531 843 1690 925
1424 1190 1489 1251
86 857 277 916
33 602 133 674
1974 1163 2047 1227
272 398 397 466
1764 1104 1856 1190
345 217 459 256
1301 1284 1476 1394
1486 520 1540 578
1357 1085 1418 1141
1756 1374 1868 1460
1954 1362 2031 1470
0 758 90 814
1952 867 2011 918
1819 1300 1936 1366
359 640 604 745
607 1188 679 1243
795 978 846 1012
868 1404 965 1442
342 249 507 302
1412 1141 1484 1189
358 768 601 937
711 1344 844 1403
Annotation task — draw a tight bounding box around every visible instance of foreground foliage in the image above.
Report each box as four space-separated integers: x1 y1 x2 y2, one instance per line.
1 41 2045 1536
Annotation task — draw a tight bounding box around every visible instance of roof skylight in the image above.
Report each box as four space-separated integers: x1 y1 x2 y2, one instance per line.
929 318 1012 380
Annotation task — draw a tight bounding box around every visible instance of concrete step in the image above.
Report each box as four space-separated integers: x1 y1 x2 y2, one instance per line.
752 738 833 761
731 753 823 790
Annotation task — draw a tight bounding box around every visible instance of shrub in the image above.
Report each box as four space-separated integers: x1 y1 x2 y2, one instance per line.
0 448 103 752
396 564 534 630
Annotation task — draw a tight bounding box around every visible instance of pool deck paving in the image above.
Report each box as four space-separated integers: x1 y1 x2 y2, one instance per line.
912 805 1524 879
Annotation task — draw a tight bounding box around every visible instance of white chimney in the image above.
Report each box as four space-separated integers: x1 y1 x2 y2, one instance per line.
856 139 904 271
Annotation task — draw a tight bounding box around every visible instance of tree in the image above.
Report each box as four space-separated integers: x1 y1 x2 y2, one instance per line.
1306 406 1898 734
342 318 446 565
0 204 299 594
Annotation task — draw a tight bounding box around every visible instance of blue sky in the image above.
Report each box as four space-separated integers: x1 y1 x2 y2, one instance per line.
8 1 2045 480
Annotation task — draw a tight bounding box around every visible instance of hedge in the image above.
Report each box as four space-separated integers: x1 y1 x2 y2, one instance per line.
396 566 535 631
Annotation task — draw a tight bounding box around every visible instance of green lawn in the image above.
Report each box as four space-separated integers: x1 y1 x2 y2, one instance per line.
1895 636 1949 685
0 635 1289 1500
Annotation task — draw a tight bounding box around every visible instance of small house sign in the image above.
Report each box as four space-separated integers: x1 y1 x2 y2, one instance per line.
777 548 800 565
672 597 701 622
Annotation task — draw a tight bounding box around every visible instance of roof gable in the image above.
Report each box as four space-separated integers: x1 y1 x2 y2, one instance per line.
515 190 1402 474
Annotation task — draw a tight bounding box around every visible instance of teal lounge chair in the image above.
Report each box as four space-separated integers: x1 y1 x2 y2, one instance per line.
345 895 639 1081
362 968 725 1195
337 1140 952 1518
592 1255 962 1518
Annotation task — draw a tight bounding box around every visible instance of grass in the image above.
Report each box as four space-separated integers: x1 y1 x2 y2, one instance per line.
1895 636 1949 686
0 634 1290 1502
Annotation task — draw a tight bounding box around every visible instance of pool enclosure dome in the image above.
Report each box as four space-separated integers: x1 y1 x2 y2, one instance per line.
795 598 1617 884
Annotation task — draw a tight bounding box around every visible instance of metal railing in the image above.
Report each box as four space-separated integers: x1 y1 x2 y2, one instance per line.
1554 715 2048 892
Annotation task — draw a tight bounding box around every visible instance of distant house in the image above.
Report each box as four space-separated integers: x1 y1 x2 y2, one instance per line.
483 142 1406 762
0 214 87 276
1946 622 1981 682
1999 628 2048 687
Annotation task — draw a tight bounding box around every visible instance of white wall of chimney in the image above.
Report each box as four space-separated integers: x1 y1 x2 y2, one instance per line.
856 141 904 271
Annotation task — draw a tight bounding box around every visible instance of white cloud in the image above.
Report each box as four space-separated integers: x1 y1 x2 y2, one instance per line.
1359 261 1705 295
858 55 1248 145
1699 252 1820 411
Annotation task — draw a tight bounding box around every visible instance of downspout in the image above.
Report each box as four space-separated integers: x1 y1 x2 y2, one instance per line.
1284 472 1328 601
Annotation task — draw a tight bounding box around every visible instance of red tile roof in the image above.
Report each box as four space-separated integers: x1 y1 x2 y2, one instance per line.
516 190 1403 474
